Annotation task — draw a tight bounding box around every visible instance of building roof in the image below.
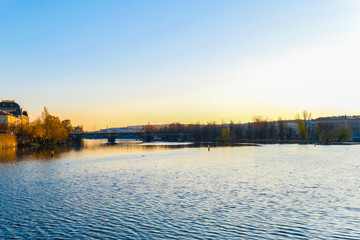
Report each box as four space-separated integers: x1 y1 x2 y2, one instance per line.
0 100 20 110
0 100 26 118
315 115 360 121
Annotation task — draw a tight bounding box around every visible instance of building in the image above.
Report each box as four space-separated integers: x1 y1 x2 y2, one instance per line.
0 110 21 125
0 100 29 124
283 120 299 135
313 116 360 139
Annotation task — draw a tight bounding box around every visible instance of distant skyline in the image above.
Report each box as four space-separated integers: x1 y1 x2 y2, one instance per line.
1 0 360 130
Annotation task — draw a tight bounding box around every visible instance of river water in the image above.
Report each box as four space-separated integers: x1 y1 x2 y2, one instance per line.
1 141 360 239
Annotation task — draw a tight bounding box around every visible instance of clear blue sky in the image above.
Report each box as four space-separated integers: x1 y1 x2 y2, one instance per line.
1 0 359 129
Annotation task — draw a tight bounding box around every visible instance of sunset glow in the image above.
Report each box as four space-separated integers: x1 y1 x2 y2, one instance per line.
1 0 360 130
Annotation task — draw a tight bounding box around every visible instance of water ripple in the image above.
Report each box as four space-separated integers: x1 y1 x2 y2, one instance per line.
1 144 360 239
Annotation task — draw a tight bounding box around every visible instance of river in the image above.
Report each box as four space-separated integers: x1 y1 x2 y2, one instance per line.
1 140 359 239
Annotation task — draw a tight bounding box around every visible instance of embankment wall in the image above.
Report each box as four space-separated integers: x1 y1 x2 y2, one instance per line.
0 134 17 149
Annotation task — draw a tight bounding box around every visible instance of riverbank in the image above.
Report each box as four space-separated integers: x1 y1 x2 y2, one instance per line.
9 137 360 151
230 139 360 145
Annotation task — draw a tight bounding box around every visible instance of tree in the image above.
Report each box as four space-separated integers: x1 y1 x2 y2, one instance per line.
13 121 32 144
245 123 255 140
143 124 158 133
31 118 45 143
296 110 312 140
253 116 268 140
286 127 296 140
187 122 202 141
232 121 246 141
278 117 287 140
0 123 9 133
316 123 352 143
62 119 74 133
333 125 352 142
268 121 277 140
222 127 230 144
167 122 184 133
228 120 238 143
41 107 68 144
317 122 334 143
205 121 219 141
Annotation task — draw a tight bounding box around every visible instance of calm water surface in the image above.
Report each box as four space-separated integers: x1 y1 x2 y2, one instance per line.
1 141 360 239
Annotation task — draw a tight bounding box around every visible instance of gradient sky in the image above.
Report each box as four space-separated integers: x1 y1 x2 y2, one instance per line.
1 0 360 130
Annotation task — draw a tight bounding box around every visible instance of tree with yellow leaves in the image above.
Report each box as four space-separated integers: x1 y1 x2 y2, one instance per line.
295 110 312 140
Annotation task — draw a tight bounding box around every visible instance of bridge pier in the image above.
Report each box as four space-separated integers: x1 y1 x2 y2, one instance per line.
107 136 116 143
72 135 83 145
143 134 154 142
180 133 185 142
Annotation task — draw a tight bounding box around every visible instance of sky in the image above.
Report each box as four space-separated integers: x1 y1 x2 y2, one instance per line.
1 0 360 130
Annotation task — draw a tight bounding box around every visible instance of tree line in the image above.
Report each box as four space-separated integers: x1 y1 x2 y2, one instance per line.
0 107 73 145
144 110 353 144
0 109 353 145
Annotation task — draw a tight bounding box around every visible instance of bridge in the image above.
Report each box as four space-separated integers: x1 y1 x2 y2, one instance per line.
69 131 187 144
